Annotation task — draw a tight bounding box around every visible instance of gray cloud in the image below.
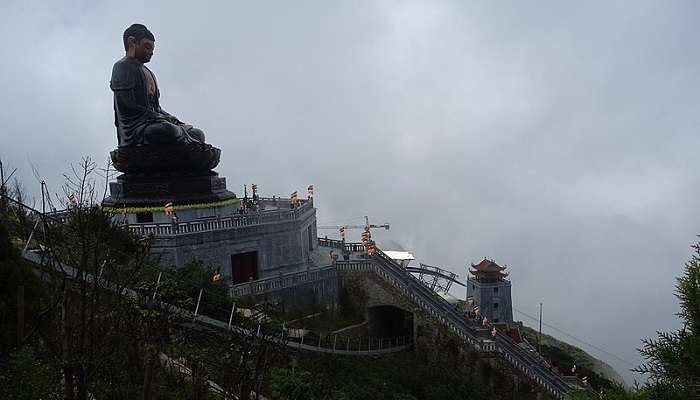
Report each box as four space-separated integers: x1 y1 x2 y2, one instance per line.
2 0 699 384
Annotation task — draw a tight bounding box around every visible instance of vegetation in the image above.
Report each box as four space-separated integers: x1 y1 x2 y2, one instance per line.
633 242 700 398
101 198 239 215
517 323 620 390
574 241 700 399
267 352 492 400
0 158 285 399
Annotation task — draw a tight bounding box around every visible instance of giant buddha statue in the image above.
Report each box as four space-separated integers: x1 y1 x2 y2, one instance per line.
109 24 219 174
103 24 234 208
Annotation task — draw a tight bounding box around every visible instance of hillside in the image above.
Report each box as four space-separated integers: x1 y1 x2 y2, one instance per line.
515 322 625 387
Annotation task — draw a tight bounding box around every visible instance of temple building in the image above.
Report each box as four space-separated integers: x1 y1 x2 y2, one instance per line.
466 258 513 324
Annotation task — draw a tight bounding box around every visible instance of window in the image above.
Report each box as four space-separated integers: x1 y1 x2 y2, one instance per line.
493 287 499 294
493 303 499 309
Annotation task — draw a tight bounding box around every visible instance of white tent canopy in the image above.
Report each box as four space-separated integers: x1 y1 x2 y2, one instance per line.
383 250 415 268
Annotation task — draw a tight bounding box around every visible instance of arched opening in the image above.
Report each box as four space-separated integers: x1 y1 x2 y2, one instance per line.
367 305 413 338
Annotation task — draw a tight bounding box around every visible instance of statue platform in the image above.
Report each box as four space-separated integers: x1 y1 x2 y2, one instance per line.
102 171 235 208
101 144 235 208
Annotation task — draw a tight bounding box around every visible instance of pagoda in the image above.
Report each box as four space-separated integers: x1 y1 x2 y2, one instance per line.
466 259 513 324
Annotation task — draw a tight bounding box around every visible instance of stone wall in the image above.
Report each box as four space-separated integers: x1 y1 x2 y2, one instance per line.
467 278 514 324
150 206 317 278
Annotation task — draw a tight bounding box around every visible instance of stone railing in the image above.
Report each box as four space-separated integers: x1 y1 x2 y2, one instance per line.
229 265 336 298
336 249 572 399
128 198 314 237
317 237 366 253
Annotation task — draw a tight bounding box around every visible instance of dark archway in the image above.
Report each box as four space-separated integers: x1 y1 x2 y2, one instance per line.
367 305 413 338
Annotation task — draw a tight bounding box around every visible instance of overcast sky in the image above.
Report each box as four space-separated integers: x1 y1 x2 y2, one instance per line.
2 0 698 384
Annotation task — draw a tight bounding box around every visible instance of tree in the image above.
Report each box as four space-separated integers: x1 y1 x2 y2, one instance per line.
634 241 700 398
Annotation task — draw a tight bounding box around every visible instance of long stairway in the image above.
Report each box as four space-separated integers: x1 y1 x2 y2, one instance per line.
334 244 572 399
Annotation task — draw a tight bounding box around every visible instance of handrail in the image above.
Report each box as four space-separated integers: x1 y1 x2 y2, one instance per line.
21 250 409 358
285 334 413 355
229 266 337 298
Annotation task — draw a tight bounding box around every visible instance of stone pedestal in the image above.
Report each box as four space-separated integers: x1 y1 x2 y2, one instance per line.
102 171 235 208
102 144 235 208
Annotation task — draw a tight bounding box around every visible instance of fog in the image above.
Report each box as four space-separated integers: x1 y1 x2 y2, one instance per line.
2 0 699 384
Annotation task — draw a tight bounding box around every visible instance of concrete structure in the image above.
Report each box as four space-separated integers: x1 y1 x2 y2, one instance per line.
125 197 318 283
466 259 513 324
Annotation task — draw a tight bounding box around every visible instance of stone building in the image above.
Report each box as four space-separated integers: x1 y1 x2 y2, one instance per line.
466 259 513 324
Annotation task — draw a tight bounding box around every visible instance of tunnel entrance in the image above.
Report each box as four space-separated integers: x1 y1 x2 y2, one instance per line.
367 305 413 338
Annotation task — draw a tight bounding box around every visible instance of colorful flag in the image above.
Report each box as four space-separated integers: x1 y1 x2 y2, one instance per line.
367 243 376 256
361 231 370 245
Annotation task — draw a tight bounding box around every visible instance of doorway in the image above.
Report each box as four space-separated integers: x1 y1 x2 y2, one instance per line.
231 251 258 284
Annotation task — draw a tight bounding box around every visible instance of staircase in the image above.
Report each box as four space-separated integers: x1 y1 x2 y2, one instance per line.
333 242 572 399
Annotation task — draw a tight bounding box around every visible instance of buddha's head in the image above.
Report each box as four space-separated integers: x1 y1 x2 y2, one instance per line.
123 24 155 63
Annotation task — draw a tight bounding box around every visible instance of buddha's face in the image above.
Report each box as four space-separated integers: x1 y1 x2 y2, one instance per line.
128 37 155 63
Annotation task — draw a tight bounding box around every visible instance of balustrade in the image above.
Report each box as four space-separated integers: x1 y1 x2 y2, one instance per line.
229 266 337 297
126 198 313 237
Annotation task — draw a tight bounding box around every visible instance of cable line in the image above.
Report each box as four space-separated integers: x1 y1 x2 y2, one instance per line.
513 306 635 366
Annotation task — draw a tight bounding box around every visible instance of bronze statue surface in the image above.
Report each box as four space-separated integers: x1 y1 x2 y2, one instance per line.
103 24 234 207
110 24 217 174
109 24 204 147
110 56 205 147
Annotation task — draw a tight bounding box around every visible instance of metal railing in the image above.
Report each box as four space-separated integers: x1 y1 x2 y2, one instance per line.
285 334 413 355
20 249 409 358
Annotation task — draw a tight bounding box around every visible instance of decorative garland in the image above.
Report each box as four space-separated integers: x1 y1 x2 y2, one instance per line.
102 198 240 215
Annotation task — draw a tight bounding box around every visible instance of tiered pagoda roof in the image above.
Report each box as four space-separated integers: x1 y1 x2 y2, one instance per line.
469 258 509 281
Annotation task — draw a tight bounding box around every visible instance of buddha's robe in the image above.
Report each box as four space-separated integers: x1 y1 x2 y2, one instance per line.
110 57 205 147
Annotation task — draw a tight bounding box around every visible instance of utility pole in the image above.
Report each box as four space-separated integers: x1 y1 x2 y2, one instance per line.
17 285 24 345
0 159 6 214
41 180 46 215
538 302 543 355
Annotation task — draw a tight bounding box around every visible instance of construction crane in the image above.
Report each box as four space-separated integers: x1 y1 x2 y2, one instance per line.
318 216 390 231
